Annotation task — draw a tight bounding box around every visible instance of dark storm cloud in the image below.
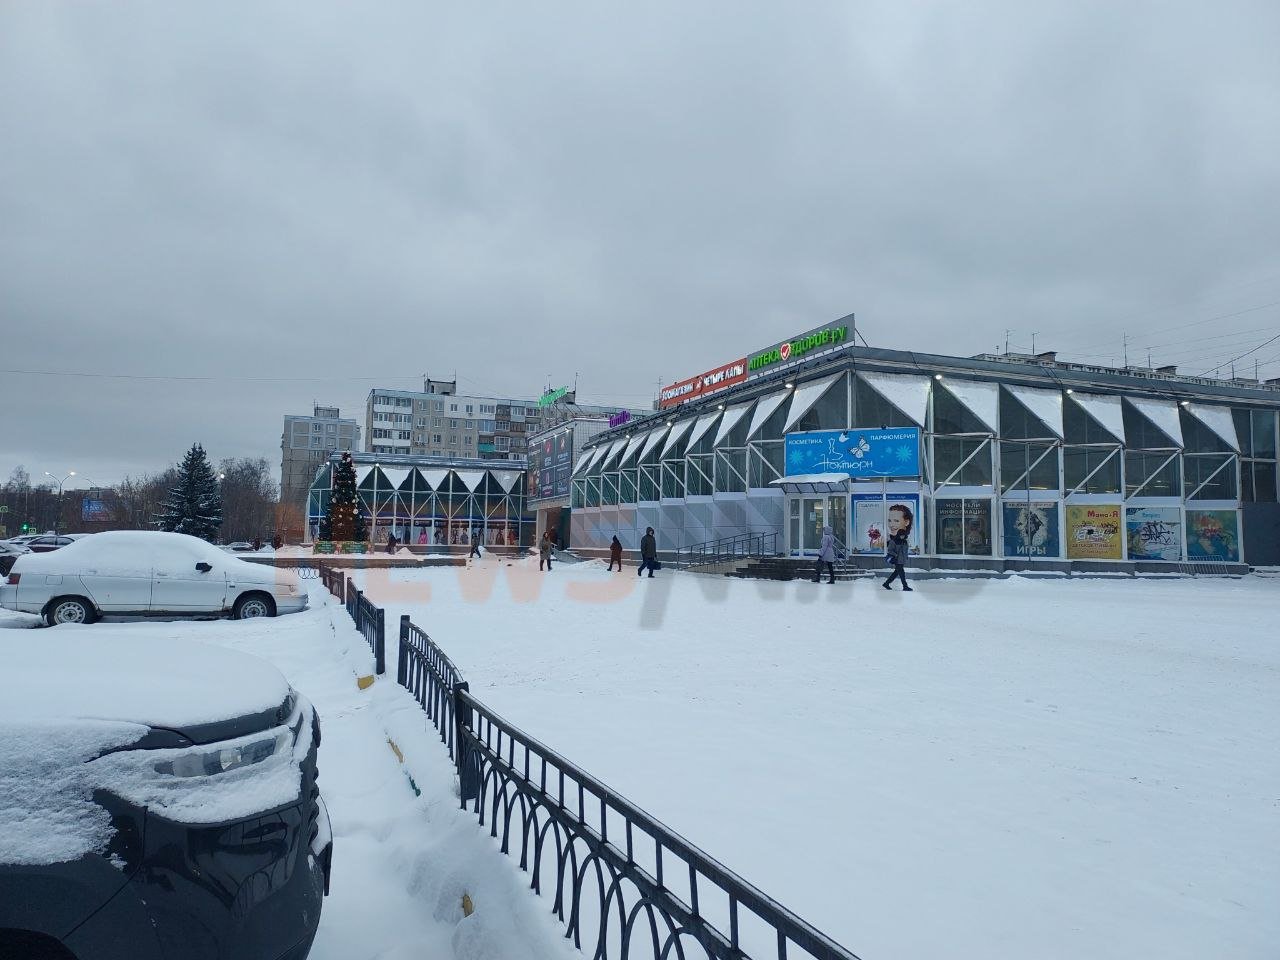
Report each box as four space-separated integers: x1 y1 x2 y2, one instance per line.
2 0 1279 483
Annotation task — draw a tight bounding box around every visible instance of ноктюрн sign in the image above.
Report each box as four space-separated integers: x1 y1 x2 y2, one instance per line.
784 427 921 478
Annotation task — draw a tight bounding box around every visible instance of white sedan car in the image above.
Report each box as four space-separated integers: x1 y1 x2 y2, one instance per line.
0 530 308 625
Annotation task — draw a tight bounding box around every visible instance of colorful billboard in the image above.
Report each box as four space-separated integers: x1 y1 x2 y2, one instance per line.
784 428 921 478
851 493 922 555
1126 506 1182 561
82 498 111 522
529 429 574 501
659 358 748 409
1065 504 1122 560
1186 509 1240 562
1002 501 1060 558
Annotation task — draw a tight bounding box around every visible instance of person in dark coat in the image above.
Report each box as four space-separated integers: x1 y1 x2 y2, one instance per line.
607 535 623 572
538 531 553 571
812 525 836 584
469 530 482 559
882 504 913 591
385 532 398 555
637 527 658 578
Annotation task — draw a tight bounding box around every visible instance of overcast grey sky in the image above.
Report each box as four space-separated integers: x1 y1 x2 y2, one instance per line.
3 0 1278 488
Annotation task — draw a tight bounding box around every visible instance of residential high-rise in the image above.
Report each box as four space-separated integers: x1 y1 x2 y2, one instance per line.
280 405 361 538
365 379 627 461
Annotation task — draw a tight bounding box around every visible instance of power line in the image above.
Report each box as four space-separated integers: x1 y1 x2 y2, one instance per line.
0 369 425 383
1201 332 1280 376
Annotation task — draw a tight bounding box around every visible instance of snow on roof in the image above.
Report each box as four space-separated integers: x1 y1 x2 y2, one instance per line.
769 473 851 486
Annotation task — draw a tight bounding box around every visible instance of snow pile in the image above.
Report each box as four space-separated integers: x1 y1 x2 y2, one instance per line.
0 719 145 865
349 564 1280 960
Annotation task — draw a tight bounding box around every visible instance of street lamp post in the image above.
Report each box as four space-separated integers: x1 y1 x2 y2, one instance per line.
43 471 76 536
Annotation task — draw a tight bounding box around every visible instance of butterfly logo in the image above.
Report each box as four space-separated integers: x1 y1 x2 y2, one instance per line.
849 438 871 458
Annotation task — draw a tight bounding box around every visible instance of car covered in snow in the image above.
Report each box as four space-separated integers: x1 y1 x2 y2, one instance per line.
0 539 28 578
0 633 332 960
19 534 77 553
0 531 308 626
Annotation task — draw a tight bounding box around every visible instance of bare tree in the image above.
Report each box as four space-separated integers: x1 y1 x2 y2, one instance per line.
217 458 279 542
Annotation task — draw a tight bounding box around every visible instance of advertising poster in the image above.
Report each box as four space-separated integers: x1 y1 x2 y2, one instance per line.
1002 501 1060 558
785 428 921 478
81 498 111 522
851 493 922 555
1126 506 1182 561
1186 509 1240 562
936 498 992 555
1065 504 1122 560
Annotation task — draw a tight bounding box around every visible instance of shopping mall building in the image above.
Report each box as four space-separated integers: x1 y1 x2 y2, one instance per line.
569 318 1280 567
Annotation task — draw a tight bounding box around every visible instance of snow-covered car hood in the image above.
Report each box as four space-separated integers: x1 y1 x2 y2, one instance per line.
0 633 293 739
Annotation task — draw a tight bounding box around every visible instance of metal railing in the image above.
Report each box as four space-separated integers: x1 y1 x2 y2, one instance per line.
678 532 780 568
345 577 385 675
319 565 345 601
395 610 864 960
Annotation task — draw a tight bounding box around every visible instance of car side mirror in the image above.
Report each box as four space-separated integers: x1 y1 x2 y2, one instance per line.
195 562 213 573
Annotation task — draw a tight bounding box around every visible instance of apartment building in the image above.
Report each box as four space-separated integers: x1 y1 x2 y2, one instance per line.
365 379 627 461
281 406 361 526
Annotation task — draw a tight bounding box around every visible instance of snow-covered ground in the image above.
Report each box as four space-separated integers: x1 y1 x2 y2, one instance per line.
0 590 574 960
349 558 1280 960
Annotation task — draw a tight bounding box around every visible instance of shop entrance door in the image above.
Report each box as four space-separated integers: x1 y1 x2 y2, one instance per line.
789 495 848 555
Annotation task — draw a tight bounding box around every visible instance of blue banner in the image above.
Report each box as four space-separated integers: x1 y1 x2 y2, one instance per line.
784 428 921 477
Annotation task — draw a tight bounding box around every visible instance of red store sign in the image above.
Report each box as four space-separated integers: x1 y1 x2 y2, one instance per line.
658 358 749 409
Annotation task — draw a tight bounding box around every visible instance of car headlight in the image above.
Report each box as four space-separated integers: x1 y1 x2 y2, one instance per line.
154 725 295 778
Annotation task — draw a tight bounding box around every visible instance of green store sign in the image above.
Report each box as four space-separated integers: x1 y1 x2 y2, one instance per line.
539 386 570 407
748 324 849 373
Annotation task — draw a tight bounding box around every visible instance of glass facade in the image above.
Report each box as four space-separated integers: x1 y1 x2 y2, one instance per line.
571 361 1280 563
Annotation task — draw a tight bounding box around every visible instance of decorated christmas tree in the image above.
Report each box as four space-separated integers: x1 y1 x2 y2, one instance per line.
322 451 367 542
155 443 224 541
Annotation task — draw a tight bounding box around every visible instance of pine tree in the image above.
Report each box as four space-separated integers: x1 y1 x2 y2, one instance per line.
155 443 224 541
324 451 366 542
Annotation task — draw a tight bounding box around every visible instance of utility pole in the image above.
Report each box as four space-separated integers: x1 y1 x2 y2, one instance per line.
1123 333 1128 367
1031 332 1039 354
1005 330 1012 354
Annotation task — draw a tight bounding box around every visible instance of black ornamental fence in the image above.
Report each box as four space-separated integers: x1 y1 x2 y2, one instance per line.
395 613 864 960
344 577 385 676
319 564 345 600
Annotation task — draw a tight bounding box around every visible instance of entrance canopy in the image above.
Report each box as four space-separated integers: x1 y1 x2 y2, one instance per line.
769 473 850 493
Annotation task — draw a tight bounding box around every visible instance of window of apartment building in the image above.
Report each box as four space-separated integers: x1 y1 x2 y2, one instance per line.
450 403 458 412
509 408 524 422
435 401 444 412
478 419 496 433
327 423 336 433
449 434 458 445
464 419 474 429
525 407 538 417
397 430 411 440
495 436 510 452
432 434 443 444
465 404 473 413
311 436 322 447
464 436 473 446
326 438 337 449
496 420 510 432
480 404 496 414
416 417 426 428
373 428 390 439
312 422 323 432
450 419 458 428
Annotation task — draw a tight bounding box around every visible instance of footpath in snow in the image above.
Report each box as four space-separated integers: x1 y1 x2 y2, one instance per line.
0 588 574 960
349 556 1280 960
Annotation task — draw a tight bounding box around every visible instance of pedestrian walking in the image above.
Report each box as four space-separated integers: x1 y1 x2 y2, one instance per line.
607 535 623 572
469 529 482 559
812 525 836 584
538 531 553 572
637 526 658 578
385 531 398 555
882 504 914 591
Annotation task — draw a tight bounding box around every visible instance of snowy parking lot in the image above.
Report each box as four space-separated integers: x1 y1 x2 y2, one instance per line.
349 559 1280 960
0 586 573 960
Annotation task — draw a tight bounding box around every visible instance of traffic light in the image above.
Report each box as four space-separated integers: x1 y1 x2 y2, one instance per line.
21 522 30 532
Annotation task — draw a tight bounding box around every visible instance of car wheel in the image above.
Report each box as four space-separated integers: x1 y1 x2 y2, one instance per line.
46 596 96 626
233 592 275 620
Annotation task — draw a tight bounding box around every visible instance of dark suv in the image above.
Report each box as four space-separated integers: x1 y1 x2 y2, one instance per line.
0 635 332 960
